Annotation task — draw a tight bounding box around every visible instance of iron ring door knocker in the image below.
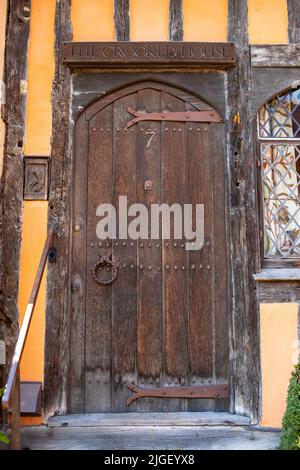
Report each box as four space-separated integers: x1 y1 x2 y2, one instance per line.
91 252 118 285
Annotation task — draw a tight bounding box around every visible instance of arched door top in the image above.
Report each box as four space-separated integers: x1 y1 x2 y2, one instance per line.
82 80 223 122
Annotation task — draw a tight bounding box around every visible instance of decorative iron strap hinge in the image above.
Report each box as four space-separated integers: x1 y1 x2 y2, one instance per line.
126 381 228 406
126 106 223 128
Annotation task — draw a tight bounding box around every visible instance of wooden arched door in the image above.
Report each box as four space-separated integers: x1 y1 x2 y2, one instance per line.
70 81 229 413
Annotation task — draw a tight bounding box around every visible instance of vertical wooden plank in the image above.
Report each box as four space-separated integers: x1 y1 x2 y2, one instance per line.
10 369 20 450
169 0 183 41
114 0 130 40
187 119 214 412
44 0 72 419
84 108 113 412
227 0 260 421
0 0 30 384
287 0 300 43
161 92 188 412
111 94 138 412
211 123 229 412
136 88 163 412
187 120 213 378
68 114 87 413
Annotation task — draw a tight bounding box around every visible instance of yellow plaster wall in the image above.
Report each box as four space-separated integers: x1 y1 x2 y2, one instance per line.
24 0 55 156
71 0 115 41
130 0 169 41
260 303 299 428
0 0 7 177
19 1 56 425
19 202 48 381
183 0 227 42
19 202 48 426
248 0 289 44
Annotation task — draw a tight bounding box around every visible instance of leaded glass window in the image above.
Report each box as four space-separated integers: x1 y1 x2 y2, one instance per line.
259 89 300 259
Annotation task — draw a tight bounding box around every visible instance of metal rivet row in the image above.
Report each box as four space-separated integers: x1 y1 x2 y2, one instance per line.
93 241 212 249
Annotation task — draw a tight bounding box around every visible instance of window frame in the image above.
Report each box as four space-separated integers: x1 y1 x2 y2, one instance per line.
257 90 300 268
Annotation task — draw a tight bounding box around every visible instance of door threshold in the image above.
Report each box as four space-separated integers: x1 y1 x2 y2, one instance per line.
48 412 250 428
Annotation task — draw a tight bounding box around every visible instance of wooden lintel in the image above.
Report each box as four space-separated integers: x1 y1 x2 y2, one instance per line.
61 42 236 69
251 44 300 68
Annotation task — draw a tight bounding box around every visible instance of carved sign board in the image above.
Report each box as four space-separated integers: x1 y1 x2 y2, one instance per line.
62 42 235 68
24 157 49 201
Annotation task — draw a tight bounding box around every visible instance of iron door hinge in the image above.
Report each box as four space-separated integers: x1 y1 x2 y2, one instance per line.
126 106 223 127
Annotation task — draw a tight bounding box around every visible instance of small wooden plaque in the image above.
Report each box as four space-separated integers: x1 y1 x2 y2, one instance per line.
24 157 49 201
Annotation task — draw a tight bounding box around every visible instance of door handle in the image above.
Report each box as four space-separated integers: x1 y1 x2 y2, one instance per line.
91 252 118 285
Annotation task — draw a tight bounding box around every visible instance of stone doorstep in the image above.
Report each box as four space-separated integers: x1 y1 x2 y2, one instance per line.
19 424 281 451
48 412 251 428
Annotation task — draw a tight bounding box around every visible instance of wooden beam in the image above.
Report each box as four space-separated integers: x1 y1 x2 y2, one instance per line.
254 269 300 282
251 68 300 115
251 44 300 68
169 0 183 41
62 42 236 68
43 0 72 419
10 369 20 450
0 0 30 384
114 0 130 41
287 0 300 43
258 282 300 303
227 0 260 423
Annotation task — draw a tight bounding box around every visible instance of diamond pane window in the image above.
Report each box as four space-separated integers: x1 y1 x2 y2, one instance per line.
259 89 300 259
259 89 300 139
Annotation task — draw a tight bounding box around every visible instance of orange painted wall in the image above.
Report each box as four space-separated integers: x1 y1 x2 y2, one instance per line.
260 304 299 428
24 0 55 156
183 0 227 42
18 202 48 426
130 0 169 40
248 0 289 44
20 0 56 425
19 203 48 382
72 0 115 41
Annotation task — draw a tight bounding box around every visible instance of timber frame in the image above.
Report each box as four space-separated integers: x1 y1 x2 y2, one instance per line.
1 0 300 423
46 1 261 422
0 0 31 382
287 0 300 43
226 0 260 421
44 0 262 422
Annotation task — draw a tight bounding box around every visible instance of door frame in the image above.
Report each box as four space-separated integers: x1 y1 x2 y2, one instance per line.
43 61 260 423
69 80 229 413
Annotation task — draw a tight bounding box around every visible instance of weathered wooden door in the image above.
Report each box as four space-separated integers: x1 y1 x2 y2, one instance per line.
70 81 229 413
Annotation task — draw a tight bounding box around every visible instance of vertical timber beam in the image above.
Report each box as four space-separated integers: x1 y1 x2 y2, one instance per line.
0 0 30 383
287 0 300 43
169 0 183 41
227 0 260 422
43 0 72 418
114 0 130 41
